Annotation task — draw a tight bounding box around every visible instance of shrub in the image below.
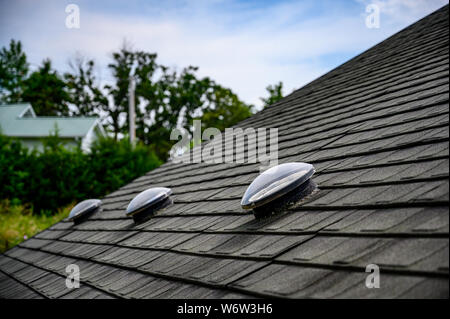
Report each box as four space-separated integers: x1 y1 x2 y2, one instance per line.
0 135 161 214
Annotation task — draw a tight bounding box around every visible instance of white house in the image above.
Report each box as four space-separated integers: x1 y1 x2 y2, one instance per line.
0 103 105 152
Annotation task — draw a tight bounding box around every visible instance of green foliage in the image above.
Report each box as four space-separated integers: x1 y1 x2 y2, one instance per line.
0 41 71 115
201 84 254 132
105 45 159 140
0 39 29 103
22 59 71 116
260 81 284 108
0 200 71 253
0 134 161 214
64 56 107 117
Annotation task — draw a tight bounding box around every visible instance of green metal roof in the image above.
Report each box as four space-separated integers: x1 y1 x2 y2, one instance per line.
0 103 100 138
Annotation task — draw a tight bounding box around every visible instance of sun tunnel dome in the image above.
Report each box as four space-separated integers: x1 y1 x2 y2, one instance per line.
68 199 102 224
126 187 173 223
241 162 316 217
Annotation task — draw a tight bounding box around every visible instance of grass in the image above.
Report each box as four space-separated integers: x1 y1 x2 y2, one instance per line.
0 200 72 253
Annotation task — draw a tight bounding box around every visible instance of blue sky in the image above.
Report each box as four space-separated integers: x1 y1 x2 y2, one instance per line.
0 0 448 108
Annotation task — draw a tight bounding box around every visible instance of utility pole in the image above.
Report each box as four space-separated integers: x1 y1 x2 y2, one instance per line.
128 77 136 147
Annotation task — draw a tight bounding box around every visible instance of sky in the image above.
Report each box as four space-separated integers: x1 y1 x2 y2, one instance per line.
0 0 448 109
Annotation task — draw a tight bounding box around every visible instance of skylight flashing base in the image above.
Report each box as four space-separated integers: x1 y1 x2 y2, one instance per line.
252 179 317 218
130 197 173 223
71 207 101 225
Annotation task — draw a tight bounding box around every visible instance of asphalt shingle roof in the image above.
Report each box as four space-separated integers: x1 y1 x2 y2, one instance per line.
0 5 448 299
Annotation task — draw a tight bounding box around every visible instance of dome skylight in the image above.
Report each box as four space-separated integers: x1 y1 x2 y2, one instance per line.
126 187 173 222
68 199 102 224
241 162 316 215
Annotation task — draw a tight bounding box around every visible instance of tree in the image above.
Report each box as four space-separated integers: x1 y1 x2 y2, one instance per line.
103 44 159 140
201 84 253 132
64 56 108 117
137 66 253 160
98 43 253 160
22 59 70 116
0 39 29 103
260 81 284 108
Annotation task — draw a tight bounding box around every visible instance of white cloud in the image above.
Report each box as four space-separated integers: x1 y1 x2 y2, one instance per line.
1 0 448 108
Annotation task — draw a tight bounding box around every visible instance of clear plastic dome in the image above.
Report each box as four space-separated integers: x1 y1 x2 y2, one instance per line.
68 199 102 221
126 187 172 217
241 162 315 209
